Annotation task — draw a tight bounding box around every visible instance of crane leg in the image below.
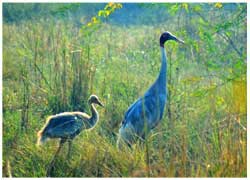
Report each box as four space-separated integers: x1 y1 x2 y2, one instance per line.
67 140 72 160
46 139 66 177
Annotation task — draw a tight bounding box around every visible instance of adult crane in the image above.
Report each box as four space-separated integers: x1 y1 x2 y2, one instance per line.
117 32 184 148
37 95 104 176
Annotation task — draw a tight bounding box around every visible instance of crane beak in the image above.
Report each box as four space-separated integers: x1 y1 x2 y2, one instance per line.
170 35 185 44
97 100 104 107
176 38 185 44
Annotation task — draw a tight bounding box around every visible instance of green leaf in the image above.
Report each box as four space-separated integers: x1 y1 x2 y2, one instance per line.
169 4 179 16
98 10 105 17
182 3 189 12
193 4 202 12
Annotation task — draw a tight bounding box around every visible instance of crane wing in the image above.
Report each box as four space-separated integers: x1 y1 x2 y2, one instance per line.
45 114 84 138
124 97 142 121
122 94 166 136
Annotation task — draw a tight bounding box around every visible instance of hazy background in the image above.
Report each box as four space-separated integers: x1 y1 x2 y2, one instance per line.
2 3 247 177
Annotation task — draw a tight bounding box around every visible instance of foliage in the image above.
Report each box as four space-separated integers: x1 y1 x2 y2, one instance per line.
80 3 122 36
2 3 247 177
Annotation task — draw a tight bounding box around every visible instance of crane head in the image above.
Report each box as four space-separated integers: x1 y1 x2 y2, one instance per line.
88 95 104 107
160 31 184 47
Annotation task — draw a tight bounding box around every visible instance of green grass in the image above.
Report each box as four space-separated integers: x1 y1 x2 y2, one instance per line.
3 102 246 177
2 3 247 177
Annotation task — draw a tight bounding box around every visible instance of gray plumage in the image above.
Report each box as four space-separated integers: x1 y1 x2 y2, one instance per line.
118 32 184 147
37 94 104 156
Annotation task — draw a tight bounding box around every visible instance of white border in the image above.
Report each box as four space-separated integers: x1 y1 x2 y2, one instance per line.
1 0 249 3
0 0 249 179
247 1 249 178
0 0 2 179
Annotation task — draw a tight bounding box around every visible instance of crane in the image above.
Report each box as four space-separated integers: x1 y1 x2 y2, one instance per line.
37 94 104 176
117 32 184 148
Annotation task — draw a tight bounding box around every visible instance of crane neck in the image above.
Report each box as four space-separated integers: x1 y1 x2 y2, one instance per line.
89 103 99 127
157 46 167 88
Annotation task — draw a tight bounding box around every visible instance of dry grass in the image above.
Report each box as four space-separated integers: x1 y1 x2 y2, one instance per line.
2 6 246 177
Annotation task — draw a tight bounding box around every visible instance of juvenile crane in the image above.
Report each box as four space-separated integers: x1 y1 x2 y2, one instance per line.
37 95 104 158
117 32 184 148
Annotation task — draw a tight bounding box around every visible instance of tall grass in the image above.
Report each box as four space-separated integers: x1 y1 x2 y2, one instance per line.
3 5 247 177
